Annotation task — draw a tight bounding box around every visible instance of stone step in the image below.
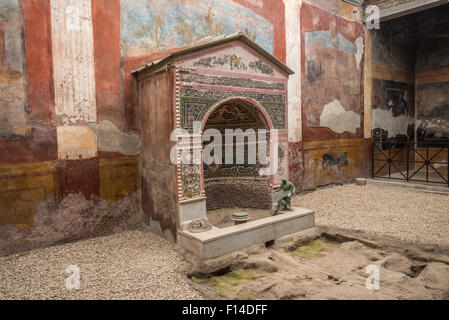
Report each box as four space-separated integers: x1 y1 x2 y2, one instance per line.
367 179 449 195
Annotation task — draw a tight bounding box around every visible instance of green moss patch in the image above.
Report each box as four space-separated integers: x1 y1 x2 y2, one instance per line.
290 239 336 259
195 269 267 295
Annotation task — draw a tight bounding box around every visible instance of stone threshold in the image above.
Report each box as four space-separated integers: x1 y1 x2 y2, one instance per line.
368 179 449 195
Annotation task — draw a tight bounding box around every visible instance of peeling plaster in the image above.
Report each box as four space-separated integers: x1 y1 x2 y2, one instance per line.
372 108 415 138
355 36 364 70
320 99 361 134
88 120 141 155
57 126 98 160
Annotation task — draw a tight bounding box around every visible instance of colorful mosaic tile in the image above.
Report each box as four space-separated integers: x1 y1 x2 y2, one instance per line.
193 54 248 71
179 71 285 91
204 163 262 178
179 88 286 130
260 103 286 128
180 163 202 199
180 87 285 103
249 59 275 76
183 101 210 129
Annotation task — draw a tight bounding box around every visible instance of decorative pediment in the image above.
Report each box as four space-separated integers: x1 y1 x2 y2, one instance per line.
178 43 284 78
132 32 293 79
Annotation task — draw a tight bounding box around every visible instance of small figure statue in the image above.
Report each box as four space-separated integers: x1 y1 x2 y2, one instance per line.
189 218 212 233
273 179 296 215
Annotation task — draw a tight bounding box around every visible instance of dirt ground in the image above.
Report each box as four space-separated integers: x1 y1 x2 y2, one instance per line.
184 228 449 300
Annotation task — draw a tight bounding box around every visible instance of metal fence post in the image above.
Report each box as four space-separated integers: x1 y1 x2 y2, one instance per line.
406 143 409 182
372 141 375 179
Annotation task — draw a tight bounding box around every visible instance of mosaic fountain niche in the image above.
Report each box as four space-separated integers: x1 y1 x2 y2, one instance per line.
202 98 274 216
134 33 315 259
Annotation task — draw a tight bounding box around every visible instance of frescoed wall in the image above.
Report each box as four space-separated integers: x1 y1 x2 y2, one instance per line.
415 5 449 142
121 0 285 133
417 82 449 141
0 0 290 255
303 29 363 131
1 0 411 254
301 2 364 142
0 0 142 256
121 0 274 57
370 15 416 142
0 0 28 139
300 2 365 190
367 5 449 144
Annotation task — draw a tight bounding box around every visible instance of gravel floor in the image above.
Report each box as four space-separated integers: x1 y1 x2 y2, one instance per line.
0 231 203 300
293 184 449 248
1 184 448 299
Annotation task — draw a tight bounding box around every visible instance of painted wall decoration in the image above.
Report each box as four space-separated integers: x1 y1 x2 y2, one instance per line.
371 79 415 140
323 152 348 169
120 0 274 57
274 142 289 185
0 0 28 138
288 142 303 190
417 82 449 141
302 139 363 190
301 3 364 135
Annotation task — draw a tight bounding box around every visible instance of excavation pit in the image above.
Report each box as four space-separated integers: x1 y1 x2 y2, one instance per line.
187 231 449 300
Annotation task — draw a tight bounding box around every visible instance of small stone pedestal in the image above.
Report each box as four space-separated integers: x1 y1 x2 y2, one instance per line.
231 212 250 225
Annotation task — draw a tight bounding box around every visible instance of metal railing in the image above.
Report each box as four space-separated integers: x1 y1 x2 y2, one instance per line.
372 140 449 187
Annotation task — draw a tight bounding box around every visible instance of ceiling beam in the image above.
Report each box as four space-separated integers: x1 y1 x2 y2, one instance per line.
364 0 448 23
